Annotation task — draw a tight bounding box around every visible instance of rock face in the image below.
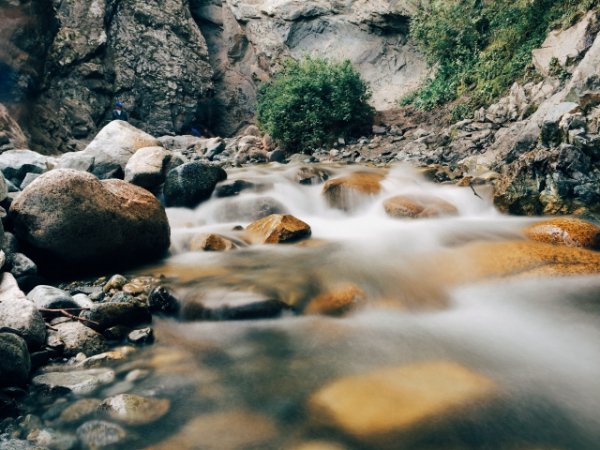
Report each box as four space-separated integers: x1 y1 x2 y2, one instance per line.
11 169 170 270
164 163 227 207
0 105 28 152
307 362 497 449
523 218 600 249
0 333 31 386
245 214 311 244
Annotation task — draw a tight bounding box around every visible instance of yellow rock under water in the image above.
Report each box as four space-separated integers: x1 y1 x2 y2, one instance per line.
434 240 600 284
307 361 497 449
190 233 236 251
383 194 458 219
523 217 600 250
144 410 277 450
304 284 366 316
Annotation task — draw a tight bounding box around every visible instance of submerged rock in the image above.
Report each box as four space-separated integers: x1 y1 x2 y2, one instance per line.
127 328 154 345
215 196 287 222
76 420 127 449
26 429 77 450
190 234 236 252
163 163 226 208
245 214 311 244
523 218 600 249
0 333 30 386
307 362 497 449
322 172 384 211
147 285 179 315
383 194 458 219
144 410 276 450
98 394 170 425
214 179 272 197
59 399 102 424
182 290 286 321
295 166 331 185
304 285 366 316
11 169 170 270
79 303 152 331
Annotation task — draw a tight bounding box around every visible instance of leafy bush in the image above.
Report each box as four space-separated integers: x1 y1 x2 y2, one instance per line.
402 0 597 116
256 56 374 152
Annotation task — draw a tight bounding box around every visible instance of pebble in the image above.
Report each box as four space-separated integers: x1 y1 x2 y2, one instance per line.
74 351 125 369
103 275 128 293
127 328 154 345
32 370 115 395
27 286 79 310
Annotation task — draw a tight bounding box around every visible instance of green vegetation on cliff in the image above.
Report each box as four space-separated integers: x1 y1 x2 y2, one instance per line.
402 0 597 120
256 57 374 152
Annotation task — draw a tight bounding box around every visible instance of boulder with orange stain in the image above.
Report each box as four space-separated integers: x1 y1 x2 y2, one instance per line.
523 218 600 250
383 194 458 219
322 172 384 210
304 285 366 316
307 361 498 449
245 214 311 244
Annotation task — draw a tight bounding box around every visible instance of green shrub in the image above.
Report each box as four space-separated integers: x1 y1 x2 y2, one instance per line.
256 56 375 152
401 0 597 114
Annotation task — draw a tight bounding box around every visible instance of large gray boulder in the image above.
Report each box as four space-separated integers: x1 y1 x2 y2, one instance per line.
10 169 170 270
0 150 47 185
0 333 30 386
124 146 171 189
0 298 46 348
164 162 226 207
82 121 162 179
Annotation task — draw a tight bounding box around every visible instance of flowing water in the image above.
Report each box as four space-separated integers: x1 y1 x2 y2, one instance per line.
25 163 600 449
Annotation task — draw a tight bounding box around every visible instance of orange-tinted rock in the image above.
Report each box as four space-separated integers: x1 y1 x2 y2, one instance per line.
383 194 458 219
523 218 600 249
304 285 366 316
322 172 384 210
307 362 497 449
190 233 236 251
245 214 311 244
144 410 276 450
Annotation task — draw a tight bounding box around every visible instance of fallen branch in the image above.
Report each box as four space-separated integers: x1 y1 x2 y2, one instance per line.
45 323 58 331
470 183 483 200
38 308 99 327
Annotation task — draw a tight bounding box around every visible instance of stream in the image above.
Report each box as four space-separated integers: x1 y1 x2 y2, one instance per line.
19 163 600 449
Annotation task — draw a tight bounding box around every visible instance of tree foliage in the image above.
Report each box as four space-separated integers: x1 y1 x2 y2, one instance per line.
257 56 375 152
401 0 598 120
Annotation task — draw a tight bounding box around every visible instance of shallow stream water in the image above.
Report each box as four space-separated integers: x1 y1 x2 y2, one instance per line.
26 163 600 449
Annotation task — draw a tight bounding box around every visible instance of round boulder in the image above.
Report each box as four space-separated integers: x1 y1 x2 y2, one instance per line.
0 333 30 386
163 162 227 208
10 169 170 270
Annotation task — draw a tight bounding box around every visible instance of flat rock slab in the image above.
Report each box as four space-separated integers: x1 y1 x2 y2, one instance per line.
307 362 497 449
32 369 115 395
524 218 600 249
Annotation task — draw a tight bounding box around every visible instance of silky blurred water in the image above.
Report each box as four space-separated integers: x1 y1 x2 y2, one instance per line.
29 163 600 450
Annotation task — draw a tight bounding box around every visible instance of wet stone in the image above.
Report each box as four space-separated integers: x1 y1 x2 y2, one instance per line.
54 322 108 357
79 302 152 331
0 298 46 349
70 286 104 301
215 197 288 222
59 398 102 424
103 326 132 342
98 394 170 425
0 333 30 387
26 428 78 450
245 214 311 244
103 275 128 293
214 179 272 197
304 285 366 316
182 290 287 321
295 167 331 185
524 218 600 250
0 439 47 450
76 420 127 449
383 194 458 219
32 370 115 395
75 351 126 369
189 234 236 252
9 254 37 278
147 285 179 315
163 162 227 208
322 172 384 211
127 328 154 345
108 292 137 305
27 286 79 310
121 283 145 296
